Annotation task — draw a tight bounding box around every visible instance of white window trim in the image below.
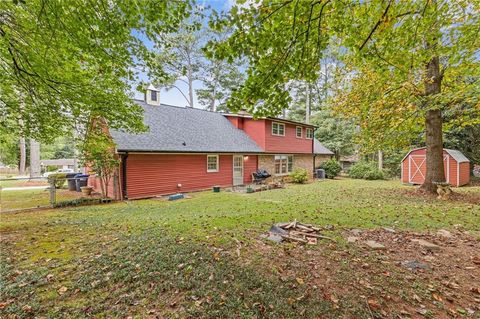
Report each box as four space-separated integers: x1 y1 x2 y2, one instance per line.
207 155 219 172
296 126 303 138
272 122 285 136
306 128 314 139
274 154 294 176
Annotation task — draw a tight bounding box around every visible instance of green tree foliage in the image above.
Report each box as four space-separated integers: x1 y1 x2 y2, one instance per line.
445 125 480 165
310 108 355 158
211 0 480 192
1 0 190 142
81 123 119 198
196 55 245 112
0 125 18 166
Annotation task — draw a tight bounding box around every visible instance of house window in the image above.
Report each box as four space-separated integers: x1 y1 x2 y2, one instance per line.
306 128 314 139
151 90 158 101
272 122 285 136
207 155 219 172
296 126 302 138
274 155 293 175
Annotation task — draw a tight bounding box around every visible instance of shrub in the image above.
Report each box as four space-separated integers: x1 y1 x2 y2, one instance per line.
320 159 342 179
348 162 385 180
364 169 385 180
47 173 67 189
290 168 308 183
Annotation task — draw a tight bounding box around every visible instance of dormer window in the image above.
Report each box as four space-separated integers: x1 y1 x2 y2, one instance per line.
272 122 285 136
296 126 302 138
151 90 158 101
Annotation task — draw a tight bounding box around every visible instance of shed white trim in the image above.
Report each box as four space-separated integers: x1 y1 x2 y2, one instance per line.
401 147 470 163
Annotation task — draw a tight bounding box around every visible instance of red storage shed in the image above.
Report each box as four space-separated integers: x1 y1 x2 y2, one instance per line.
401 148 470 187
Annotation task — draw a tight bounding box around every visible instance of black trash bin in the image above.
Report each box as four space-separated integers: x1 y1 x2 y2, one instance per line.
66 172 80 191
75 174 89 192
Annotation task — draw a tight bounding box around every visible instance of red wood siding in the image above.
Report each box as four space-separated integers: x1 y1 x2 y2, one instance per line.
243 155 257 183
458 162 470 186
264 121 313 153
401 148 470 187
124 154 258 199
242 119 266 149
225 115 314 154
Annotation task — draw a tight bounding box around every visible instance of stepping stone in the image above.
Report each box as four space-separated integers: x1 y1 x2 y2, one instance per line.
351 229 362 236
402 260 431 270
365 240 386 250
411 239 441 251
347 236 359 243
436 229 452 238
266 234 283 243
269 225 288 235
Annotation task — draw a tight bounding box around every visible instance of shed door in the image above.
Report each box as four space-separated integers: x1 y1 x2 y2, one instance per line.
233 155 244 186
408 154 450 184
409 155 426 184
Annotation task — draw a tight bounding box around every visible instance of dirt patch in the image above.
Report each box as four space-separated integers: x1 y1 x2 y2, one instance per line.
400 188 480 205
249 227 480 318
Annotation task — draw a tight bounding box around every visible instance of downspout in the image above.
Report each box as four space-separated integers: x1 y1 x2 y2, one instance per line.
121 153 128 200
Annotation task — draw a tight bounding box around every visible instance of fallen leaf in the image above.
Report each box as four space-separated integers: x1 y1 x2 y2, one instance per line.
296 277 305 285
58 286 68 294
367 299 380 309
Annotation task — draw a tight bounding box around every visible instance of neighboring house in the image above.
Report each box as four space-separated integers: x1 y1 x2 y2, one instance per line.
339 154 359 171
41 159 75 171
94 86 333 199
313 139 335 168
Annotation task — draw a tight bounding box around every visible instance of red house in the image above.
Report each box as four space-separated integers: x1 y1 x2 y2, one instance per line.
95 86 333 199
401 147 470 187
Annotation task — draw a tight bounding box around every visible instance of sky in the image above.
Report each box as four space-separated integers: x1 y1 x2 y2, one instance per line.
133 0 235 108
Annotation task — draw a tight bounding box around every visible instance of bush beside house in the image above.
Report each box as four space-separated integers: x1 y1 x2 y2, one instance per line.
291 168 309 183
320 159 342 179
348 162 385 180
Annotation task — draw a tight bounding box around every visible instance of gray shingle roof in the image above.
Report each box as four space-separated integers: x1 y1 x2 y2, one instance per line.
314 139 334 155
445 149 470 163
110 100 263 153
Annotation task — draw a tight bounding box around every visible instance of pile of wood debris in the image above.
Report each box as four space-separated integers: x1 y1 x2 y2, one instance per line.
265 220 334 245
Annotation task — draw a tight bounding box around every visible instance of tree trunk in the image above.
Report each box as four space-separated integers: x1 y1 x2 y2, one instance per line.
188 68 194 108
29 139 41 178
19 137 26 175
305 82 311 124
420 55 445 193
377 150 383 171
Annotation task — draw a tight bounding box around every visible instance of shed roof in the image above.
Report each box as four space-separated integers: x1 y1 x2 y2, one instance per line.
314 139 334 155
110 101 263 153
401 147 470 163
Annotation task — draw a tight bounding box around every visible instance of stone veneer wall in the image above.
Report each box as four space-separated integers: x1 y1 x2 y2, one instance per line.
314 154 333 168
258 154 314 180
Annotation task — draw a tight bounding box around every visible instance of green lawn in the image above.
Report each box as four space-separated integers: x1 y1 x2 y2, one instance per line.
1 179 479 318
0 188 82 211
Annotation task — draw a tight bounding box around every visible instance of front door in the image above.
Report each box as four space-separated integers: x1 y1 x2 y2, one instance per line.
233 155 244 186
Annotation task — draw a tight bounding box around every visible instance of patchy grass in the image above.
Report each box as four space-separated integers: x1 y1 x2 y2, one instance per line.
0 179 48 188
1 179 479 318
0 188 82 212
